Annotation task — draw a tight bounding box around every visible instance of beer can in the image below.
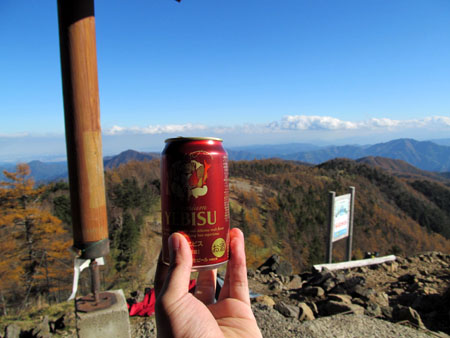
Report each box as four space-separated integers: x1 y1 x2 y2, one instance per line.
161 137 230 271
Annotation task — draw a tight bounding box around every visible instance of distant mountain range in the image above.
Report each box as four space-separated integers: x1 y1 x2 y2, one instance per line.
1 138 449 183
228 138 450 172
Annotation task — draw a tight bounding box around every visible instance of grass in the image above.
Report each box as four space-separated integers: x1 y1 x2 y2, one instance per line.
0 300 76 336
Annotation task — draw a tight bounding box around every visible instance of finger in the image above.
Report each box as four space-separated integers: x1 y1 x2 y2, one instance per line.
194 269 217 305
154 252 168 298
219 228 251 306
157 232 193 302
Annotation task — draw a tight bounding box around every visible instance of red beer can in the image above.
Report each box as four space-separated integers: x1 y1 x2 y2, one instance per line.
161 137 230 270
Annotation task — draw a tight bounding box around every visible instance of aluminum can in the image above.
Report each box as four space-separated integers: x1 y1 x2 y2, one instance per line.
161 137 230 270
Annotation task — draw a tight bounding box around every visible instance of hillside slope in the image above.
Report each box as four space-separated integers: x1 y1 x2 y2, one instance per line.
229 159 450 271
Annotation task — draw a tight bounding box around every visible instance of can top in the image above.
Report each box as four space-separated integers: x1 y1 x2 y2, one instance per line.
165 136 223 143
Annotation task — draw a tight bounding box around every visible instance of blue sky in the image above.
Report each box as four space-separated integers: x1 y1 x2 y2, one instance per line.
1 0 450 161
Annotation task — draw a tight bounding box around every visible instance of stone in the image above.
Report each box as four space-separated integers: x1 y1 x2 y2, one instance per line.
389 288 404 296
310 268 334 286
365 302 382 317
381 306 393 319
254 295 275 307
393 305 425 328
31 316 51 338
4 324 21 338
298 302 315 321
275 261 294 276
352 285 375 300
247 268 256 278
324 300 365 315
306 301 319 316
399 273 417 284
343 276 365 292
322 278 336 292
351 297 366 307
384 261 399 273
303 286 325 298
76 289 131 338
269 280 284 292
335 272 346 284
412 294 441 312
285 275 303 290
368 292 389 308
274 301 300 318
327 294 352 305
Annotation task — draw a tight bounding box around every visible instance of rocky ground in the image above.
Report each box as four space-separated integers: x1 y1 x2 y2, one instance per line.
3 251 450 337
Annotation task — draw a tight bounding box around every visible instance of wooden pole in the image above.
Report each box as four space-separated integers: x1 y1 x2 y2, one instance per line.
326 191 335 264
346 186 355 261
57 0 109 260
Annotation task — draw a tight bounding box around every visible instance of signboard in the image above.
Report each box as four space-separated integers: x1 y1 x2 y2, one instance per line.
332 193 351 242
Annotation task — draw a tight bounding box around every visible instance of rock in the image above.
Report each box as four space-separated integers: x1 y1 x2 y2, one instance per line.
335 272 346 284
274 301 300 318
397 292 417 307
310 268 335 287
49 314 65 333
285 275 302 290
322 278 336 292
258 254 293 276
389 288 404 296
399 273 418 284
411 294 441 312
384 261 399 273
381 306 393 319
352 285 375 300
351 297 366 307
307 301 319 316
276 261 294 276
393 305 425 328
298 302 315 321
365 302 382 317
303 286 325 298
343 276 365 292
269 280 284 292
254 295 276 307
368 291 389 308
324 300 365 315
327 294 352 305
4 324 21 338
31 316 51 338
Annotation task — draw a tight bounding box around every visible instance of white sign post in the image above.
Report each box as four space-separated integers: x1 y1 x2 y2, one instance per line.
326 187 355 263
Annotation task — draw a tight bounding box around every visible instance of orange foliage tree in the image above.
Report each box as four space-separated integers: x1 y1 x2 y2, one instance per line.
0 164 71 310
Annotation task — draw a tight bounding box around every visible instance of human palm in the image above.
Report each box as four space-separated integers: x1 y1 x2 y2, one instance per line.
155 228 262 338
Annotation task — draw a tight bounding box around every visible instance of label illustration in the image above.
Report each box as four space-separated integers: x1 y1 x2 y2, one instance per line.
170 151 212 200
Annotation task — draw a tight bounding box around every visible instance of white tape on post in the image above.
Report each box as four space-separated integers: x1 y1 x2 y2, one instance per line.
68 257 104 301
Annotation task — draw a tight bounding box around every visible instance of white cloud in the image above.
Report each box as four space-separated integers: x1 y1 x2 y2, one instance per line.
105 123 208 135
103 115 450 136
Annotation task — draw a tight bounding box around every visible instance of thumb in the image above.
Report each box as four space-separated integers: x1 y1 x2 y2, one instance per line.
158 232 193 302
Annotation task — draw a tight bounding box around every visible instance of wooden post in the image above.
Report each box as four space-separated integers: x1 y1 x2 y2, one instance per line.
326 191 335 264
346 186 355 261
57 0 109 260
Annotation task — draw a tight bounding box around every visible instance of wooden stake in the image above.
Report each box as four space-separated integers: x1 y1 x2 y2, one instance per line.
57 0 109 259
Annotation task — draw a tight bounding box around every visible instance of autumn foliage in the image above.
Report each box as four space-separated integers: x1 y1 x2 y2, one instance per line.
0 164 71 312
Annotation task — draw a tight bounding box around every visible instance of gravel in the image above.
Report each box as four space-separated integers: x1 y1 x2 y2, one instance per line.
252 303 439 338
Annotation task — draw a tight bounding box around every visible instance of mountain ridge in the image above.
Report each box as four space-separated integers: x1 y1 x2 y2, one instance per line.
1 138 450 183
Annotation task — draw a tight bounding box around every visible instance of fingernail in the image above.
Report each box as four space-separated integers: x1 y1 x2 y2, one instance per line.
168 233 180 264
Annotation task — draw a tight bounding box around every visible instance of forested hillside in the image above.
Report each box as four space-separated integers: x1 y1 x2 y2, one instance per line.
1 157 450 314
229 159 450 270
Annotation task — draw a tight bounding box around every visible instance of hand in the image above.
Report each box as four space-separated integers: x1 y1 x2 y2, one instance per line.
155 228 262 338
